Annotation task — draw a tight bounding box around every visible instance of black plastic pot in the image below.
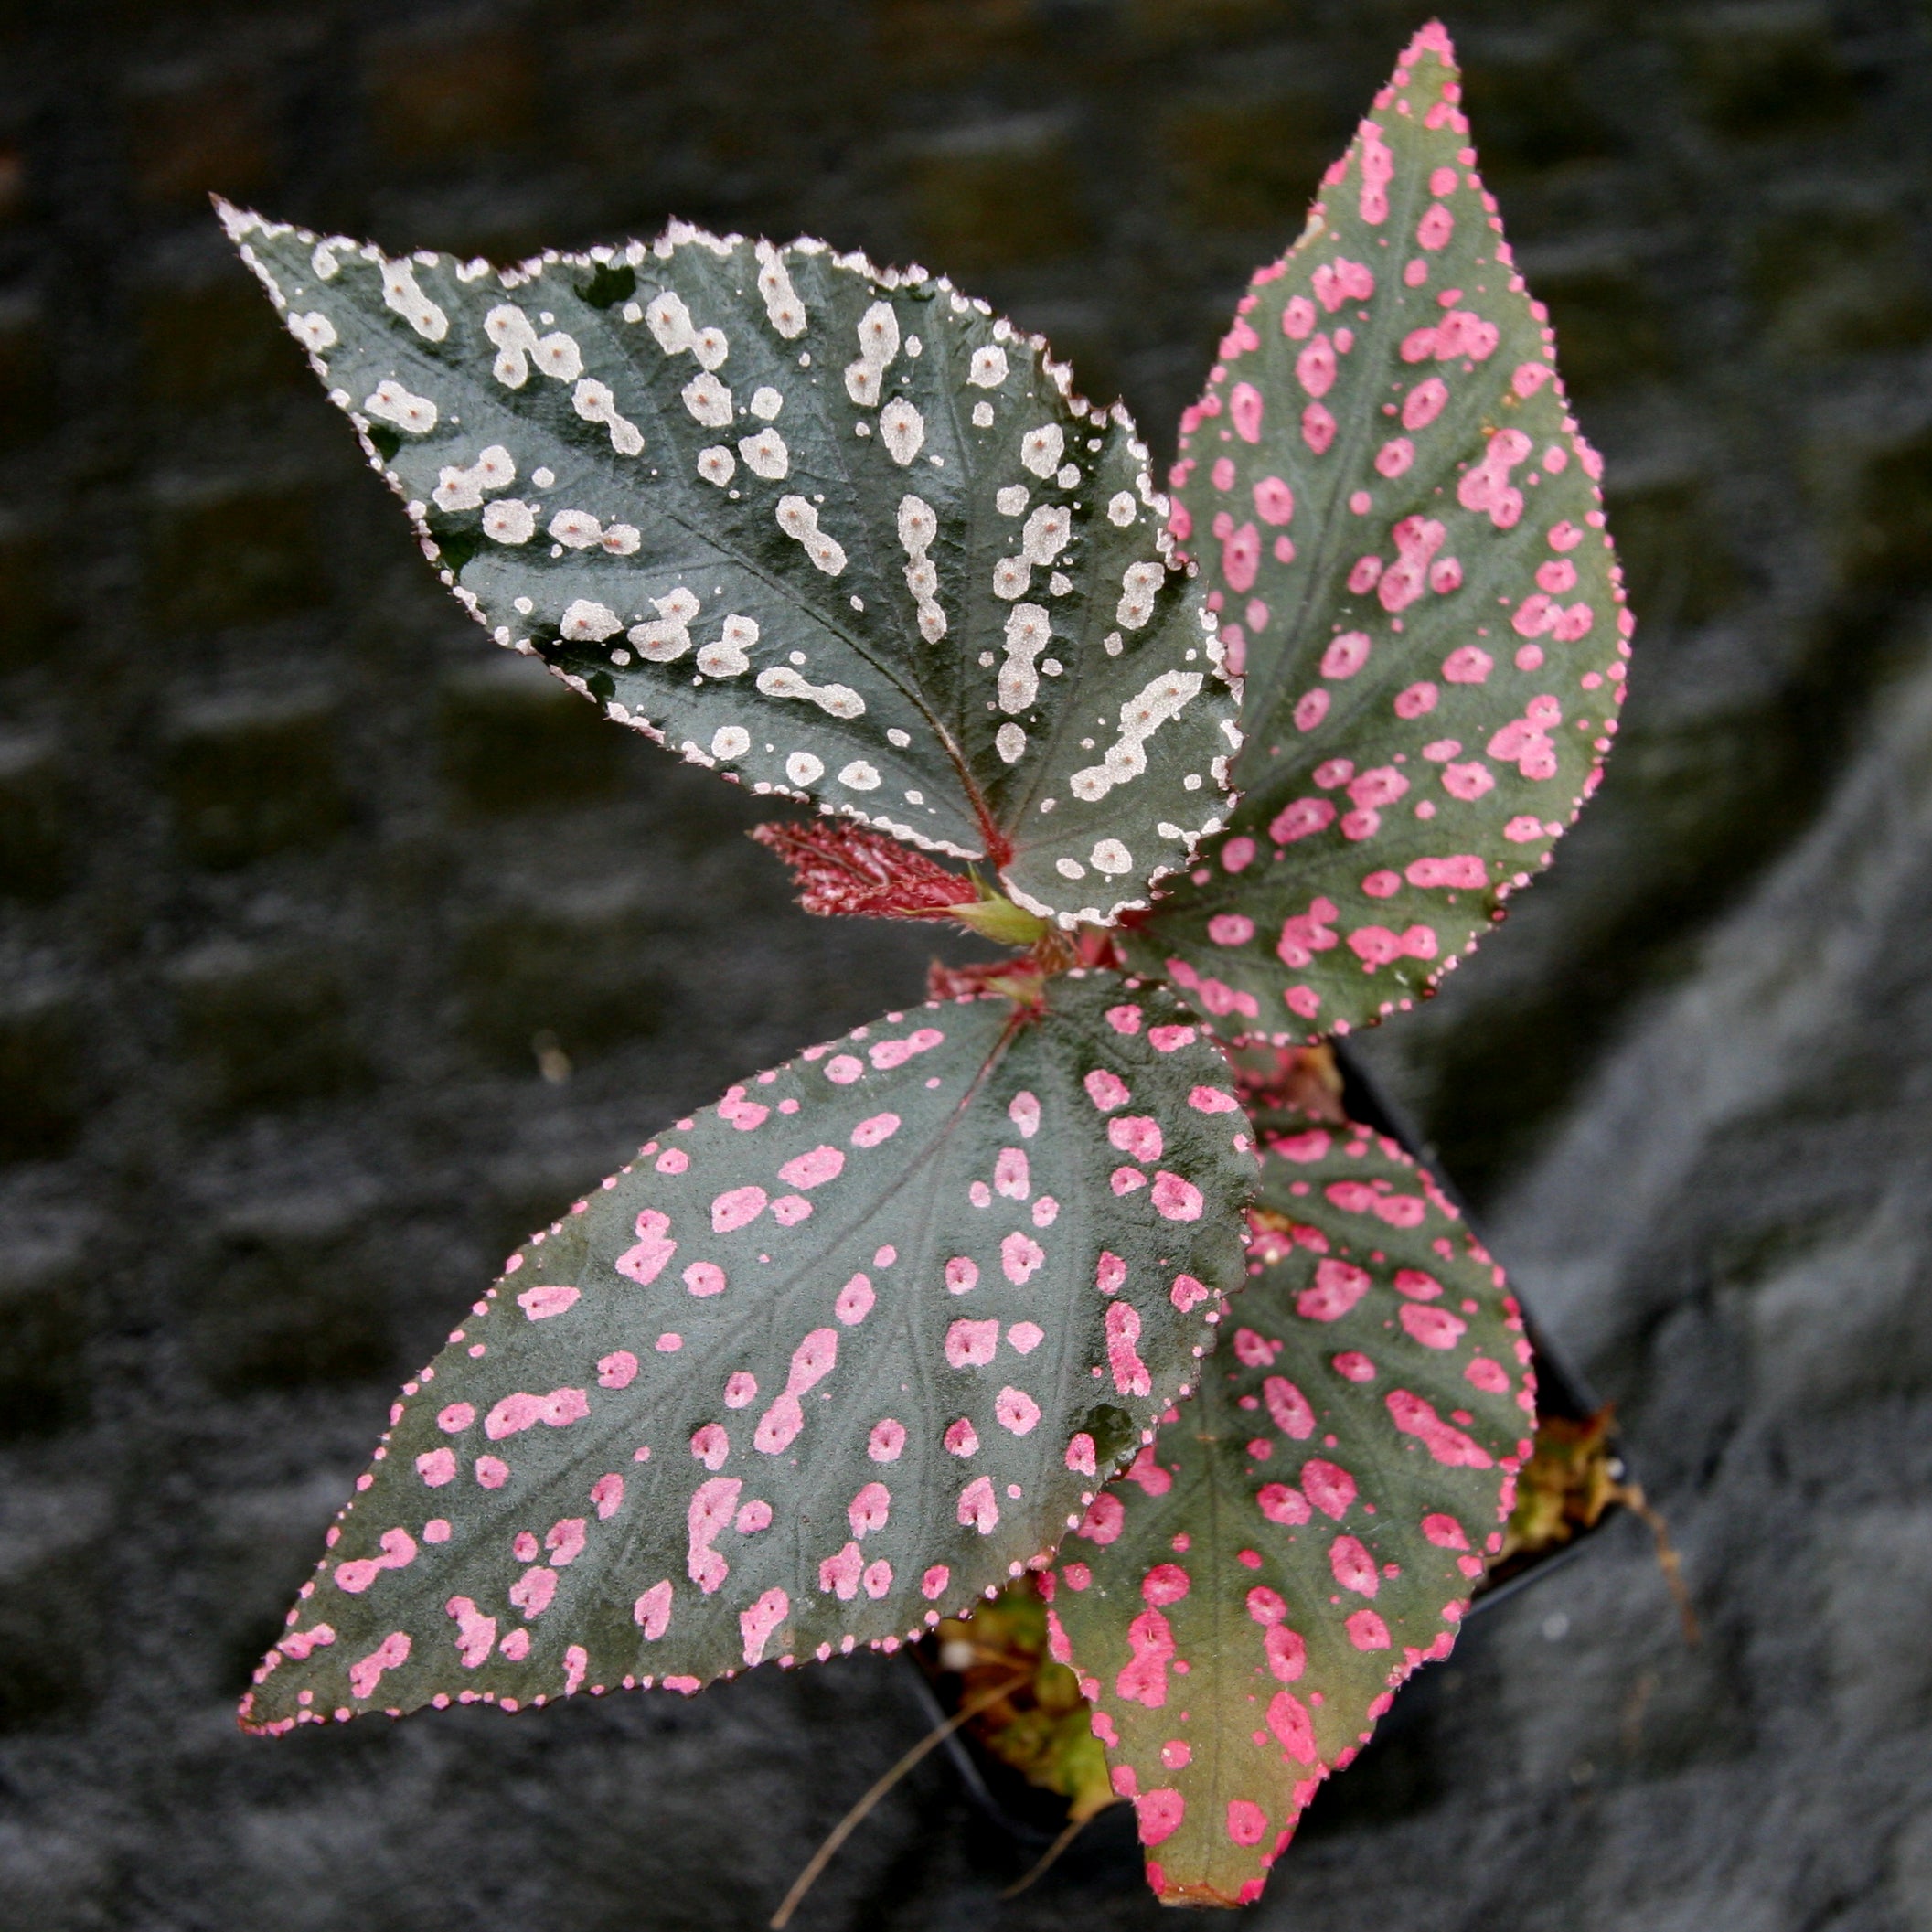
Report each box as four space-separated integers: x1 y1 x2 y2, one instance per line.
909 1038 1626 1849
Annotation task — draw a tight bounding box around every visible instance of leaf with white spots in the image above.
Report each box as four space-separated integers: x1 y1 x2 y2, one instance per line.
238 972 1255 1732
1124 24 1631 1038
219 209 1240 926
1051 1119 1532 1906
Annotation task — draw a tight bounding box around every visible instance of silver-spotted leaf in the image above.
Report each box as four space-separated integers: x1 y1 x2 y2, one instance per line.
1125 23 1630 1037
240 972 1255 1732
1050 1116 1533 1905
220 207 1240 927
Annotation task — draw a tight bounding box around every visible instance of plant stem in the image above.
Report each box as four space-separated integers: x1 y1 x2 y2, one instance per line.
999 1803 1119 1899
769 1670 1031 1928
1612 1481 1701 1647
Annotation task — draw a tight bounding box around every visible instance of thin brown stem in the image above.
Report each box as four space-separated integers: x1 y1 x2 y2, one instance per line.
999 1804 1117 1899
770 1670 1031 1929
1612 1481 1701 1647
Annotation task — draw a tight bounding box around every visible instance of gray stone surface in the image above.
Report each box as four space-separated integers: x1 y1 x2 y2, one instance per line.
3 0 1931 1927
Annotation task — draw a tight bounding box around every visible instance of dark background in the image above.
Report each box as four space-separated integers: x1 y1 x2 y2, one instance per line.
4 0 1931 1926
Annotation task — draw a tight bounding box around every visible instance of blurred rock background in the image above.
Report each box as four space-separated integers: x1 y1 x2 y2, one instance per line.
2 0 1930 1926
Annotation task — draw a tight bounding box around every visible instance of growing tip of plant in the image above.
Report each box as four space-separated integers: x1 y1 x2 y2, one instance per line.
945 894 1049 946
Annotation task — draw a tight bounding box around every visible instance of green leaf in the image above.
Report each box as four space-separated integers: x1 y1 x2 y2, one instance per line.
1124 22 1631 1038
1049 1113 1533 1906
219 206 1241 927
240 971 1255 1732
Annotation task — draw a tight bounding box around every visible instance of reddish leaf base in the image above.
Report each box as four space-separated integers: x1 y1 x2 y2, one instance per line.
751 819 972 919
1222 1042 1348 1124
926 959 1046 1005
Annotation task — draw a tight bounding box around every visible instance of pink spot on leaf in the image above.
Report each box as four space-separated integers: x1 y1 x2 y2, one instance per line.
347 1632 409 1700
1297 1258 1371 1321
633 1581 673 1638
1388 1390 1494 1467
1116 1609 1175 1707
1268 1690 1317 1764
509 1565 557 1618
946 1318 998 1369
1002 1232 1044 1282
1265 1375 1316 1438
1254 475 1294 525
1347 1607 1392 1649
1301 1458 1356 1519
740 1587 788 1666
518 1283 580 1320
958 1476 999 1534
1078 1491 1126 1544
1258 1483 1311 1526
1230 381 1263 442
996 1386 1041 1436
446 1599 495 1668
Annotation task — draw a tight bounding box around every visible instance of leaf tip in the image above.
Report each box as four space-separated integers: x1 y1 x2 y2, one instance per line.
1402 19 1460 76
209 194 262 244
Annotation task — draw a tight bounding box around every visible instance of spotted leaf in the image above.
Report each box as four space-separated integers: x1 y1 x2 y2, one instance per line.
1051 1117 1532 1906
219 207 1240 926
1124 23 1630 1038
239 972 1254 1732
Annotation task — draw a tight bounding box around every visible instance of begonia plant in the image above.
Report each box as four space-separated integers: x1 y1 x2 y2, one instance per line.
224 24 1629 1906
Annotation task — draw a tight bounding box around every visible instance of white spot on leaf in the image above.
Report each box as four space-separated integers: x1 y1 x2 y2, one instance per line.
695 615 758 677
1116 560 1164 630
776 496 848 575
969 346 1009 387
574 378 644 454
646 291 697 354
738 428 788 479
1019 424 1063 477
682 371 733 428
998 604 1051 715
755 244 807 338
880 398 925 465
288 312 337 353
482 499 536 544
484 304 579 386
627 587 701 661
896 495 947 643
561 599 624 642
1021 504 1070 564
381 259 448 341
363 379 437 433
432 444 515 512
1069 670 1204 801
548 508 603 549
757 666 865 718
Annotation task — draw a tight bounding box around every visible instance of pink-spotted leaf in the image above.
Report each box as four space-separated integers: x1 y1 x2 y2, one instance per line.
239 972 1254 1732
1050 1116 1533 1906
219 207 1239 927
1126 23 1631 1039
